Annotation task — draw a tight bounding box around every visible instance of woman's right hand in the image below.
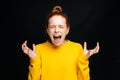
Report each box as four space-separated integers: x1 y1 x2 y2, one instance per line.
21 40 37 58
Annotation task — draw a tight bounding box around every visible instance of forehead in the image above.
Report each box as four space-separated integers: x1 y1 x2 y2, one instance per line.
49 15 66 25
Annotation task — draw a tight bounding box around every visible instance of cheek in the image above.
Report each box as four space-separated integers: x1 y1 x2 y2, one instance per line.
61 30 68 37
63 29 69 35
47 29 53 35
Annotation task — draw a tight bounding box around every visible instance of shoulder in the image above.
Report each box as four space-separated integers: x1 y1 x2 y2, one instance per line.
67 40 83 49
35 41 48 48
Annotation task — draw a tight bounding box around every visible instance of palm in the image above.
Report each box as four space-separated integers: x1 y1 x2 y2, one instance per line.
22 40 37 58
83 42 100 57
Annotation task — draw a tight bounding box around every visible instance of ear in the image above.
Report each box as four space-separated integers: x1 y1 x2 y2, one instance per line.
66 26 70 35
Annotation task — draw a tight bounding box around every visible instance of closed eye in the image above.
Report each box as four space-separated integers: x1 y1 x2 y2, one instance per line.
59 25 64 28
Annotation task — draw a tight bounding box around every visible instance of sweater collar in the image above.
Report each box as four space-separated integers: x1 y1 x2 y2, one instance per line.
46 40 70 48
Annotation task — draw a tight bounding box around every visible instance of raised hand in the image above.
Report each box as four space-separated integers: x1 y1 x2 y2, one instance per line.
84 42 100 58
21 40 37 58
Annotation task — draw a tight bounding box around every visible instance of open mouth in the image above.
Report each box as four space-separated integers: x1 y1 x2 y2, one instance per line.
53 35 61 43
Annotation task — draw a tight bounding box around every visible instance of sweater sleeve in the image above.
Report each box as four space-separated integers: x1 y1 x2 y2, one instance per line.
77 45 90 80
28 45 42 80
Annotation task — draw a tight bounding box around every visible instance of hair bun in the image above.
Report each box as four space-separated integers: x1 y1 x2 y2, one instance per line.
52 5 62 13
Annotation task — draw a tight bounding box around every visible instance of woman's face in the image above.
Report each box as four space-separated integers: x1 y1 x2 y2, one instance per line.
47 15 69 46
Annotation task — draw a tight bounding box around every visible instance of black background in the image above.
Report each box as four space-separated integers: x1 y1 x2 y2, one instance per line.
1 0 120 80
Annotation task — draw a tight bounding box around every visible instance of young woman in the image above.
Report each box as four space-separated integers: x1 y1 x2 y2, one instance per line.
21 5 100 80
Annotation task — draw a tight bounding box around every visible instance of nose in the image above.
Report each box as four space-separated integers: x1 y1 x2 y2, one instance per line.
55 27 59 33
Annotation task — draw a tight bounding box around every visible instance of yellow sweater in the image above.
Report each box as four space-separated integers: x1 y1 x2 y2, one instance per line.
28 40 90 80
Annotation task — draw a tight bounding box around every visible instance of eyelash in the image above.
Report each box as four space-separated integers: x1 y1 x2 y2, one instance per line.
49 26 64 29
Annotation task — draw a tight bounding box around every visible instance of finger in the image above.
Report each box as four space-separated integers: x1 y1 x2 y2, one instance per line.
24 40 27 44
27 44 36 57
96 46 100 53
33 44 36 51
22 42 25 50
24 40 28 48
84 42 87 50
22 40 29 53
96 42 100 51
22 40 27 48
94 42 100 53
97 42 99 47
95 42 99 49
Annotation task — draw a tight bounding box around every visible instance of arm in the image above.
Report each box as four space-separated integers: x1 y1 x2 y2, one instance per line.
22 40 41 80
77 45 90 80
77 42 100 80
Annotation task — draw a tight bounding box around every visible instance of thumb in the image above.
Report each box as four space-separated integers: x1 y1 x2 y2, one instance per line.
33 44 36 51
32 44 37 57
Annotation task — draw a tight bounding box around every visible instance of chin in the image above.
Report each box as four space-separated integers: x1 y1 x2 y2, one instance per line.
52 42 63 47
53 43 61 46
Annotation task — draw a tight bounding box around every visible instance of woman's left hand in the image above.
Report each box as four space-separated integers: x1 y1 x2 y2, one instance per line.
83 42 100 58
